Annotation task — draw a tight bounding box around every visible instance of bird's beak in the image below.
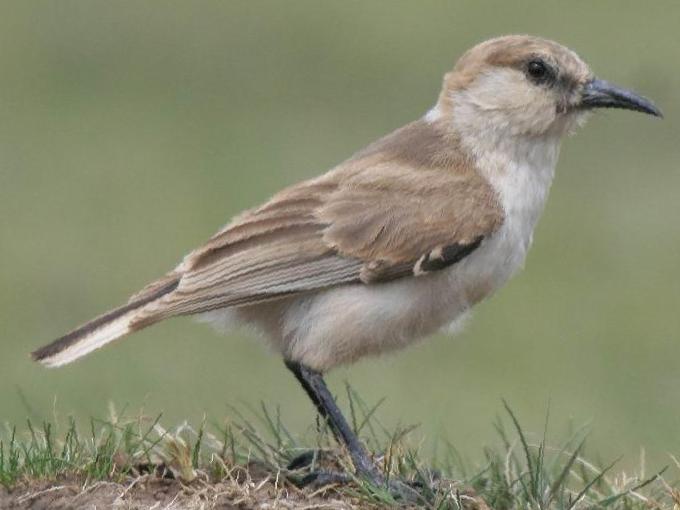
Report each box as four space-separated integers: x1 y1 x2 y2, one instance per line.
580 78 663 117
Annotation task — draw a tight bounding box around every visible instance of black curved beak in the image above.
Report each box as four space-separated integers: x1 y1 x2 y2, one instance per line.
580 78 662 117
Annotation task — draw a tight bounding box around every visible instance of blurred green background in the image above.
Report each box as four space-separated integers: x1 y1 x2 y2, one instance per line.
1 1 678 469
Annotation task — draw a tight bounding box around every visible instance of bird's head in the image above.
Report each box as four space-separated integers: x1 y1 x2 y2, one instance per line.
430 35 661 143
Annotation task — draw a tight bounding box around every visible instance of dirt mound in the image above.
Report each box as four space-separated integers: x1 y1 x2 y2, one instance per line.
1 471 491 509
0 474 358 509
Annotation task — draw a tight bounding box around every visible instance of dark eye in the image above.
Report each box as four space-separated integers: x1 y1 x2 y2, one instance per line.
526 59 551 84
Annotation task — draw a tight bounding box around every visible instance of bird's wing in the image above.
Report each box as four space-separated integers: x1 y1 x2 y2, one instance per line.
134 160 502 322
317 164 502 283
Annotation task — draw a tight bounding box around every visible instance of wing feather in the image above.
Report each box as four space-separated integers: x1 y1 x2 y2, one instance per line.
134 120 504 323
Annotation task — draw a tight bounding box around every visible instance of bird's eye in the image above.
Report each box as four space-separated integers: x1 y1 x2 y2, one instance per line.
526 59 551 84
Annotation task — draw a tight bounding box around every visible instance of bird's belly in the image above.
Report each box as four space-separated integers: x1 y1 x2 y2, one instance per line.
279 220 532 371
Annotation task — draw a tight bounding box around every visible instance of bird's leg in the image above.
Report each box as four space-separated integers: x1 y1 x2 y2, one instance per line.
284 360 384 486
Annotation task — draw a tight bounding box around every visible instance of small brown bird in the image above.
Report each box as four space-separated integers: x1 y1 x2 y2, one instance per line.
32 35 661 487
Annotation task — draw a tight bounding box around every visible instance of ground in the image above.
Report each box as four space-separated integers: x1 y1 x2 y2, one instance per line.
1 470 489 509
0 403 677 509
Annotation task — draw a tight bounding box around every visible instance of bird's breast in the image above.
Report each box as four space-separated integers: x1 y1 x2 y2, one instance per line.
448 134 561 307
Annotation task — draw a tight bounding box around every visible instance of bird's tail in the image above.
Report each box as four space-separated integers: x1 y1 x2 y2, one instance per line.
31 277 180 368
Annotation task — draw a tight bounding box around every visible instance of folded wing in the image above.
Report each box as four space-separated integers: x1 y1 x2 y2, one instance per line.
134 162 502 325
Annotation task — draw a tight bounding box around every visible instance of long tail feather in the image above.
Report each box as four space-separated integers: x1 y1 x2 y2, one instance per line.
31 278 179 367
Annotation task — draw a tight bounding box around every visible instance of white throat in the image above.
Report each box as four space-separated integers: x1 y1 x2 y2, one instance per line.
449 99 561 235
475 132 559 233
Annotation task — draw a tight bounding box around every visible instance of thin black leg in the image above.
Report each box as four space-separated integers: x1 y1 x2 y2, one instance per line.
284 360 384 485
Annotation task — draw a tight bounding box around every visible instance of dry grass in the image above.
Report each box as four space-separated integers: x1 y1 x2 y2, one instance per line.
1 397 677 509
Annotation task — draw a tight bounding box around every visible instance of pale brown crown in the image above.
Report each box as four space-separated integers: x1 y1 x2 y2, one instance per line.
436 35 593 115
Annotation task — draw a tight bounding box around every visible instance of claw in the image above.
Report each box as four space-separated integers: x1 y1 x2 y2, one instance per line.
288 464 423 503
291 470 353 489
287 450 316 471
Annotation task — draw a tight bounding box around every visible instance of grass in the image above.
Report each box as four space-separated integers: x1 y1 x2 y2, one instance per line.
1 395 678 509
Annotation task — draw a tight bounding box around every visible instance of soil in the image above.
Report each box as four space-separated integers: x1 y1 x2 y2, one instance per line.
0 472 354 510
0 464 490 509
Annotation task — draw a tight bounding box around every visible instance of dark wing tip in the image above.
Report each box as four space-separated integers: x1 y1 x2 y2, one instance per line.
414 236 484 276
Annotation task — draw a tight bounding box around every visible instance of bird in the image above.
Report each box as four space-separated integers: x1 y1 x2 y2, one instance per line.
32 35 662 488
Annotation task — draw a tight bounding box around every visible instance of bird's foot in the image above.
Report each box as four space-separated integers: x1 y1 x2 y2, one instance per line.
290 469 353 488
287 450 424 502
287 450 355 488
290 468 424 502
